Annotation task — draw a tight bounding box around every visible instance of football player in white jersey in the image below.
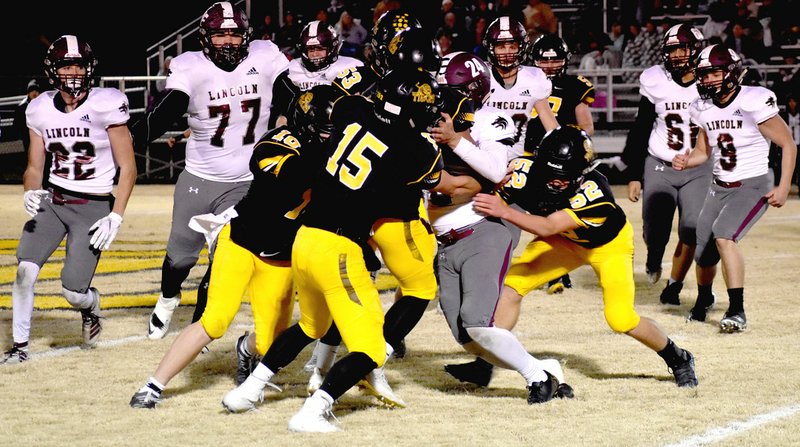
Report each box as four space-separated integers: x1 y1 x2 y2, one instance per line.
482 16 558 156
2 35 136 364
271 20 363 125
673 44 796 332
430 52 572 403
621 24 718 309
130 2 290 342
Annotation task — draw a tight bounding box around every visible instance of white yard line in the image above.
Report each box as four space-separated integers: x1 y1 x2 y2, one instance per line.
663 403 800 447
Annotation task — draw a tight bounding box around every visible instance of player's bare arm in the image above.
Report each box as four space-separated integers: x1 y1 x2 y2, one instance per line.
23 131 46 191
108 123 137 216
575 102 594 136
534 97 559 133
759 115 798 207
432 171 482 204
472 192 579 236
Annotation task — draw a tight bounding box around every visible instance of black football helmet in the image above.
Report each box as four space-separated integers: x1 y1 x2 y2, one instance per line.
385 27 441 73
374 69 443 132
43 35 97 97
291 84 342 146
694 44 745 101
661 24 705 79
532 125 595 212
297 20 341 72
483 16 528 70
436 51 492 108
198 1 253 71
369 10 422 76
529 34 571 78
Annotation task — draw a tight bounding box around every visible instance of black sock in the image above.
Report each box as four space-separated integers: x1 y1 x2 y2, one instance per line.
320 352 377 401
13 341 29 349
160 256 193 298
383 295 428 350
261 324 315 373
320 322 342 346
657 339 686 368
698 284 713 298
192 263 212 323
727 288 744 314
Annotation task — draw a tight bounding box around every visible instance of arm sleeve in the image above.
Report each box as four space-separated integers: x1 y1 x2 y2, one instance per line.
129 89 190 152
269 70 298 128
452 136 509 184
621 96 656 182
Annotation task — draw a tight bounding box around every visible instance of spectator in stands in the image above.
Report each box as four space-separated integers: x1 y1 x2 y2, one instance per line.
327 0 346 24
437 29 455 56
470 16 490 58
783 94 800 189
437 11 471 52
336 10 369 57
315 9 331 27
605 20 628 68
259 14 278 41
276 11 301 58
12 79 42 152
522 0 558 41
373 0 402 25
578 30 614 70
495 0 525 23
702 2 731 42
724 21 761 62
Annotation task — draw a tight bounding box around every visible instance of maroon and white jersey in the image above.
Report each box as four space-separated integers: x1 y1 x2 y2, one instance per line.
690 85 779 182
285 56 363 91
640 65 700 161
166 39 290 182
26 88 130 194
486 65 552 156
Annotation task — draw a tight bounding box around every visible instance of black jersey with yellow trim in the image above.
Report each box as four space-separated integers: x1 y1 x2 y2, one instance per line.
501 159 626 248
230 125 317 260
304 95 443 240
525 74 595 150
332 64 382 97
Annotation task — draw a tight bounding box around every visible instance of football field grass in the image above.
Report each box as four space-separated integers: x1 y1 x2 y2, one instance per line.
1 184 799 446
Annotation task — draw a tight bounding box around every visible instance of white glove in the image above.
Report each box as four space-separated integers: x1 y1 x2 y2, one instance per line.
188 206 238 255
23 189 49 217
89 212 123 250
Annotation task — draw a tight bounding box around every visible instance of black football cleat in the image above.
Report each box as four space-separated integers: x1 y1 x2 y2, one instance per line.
444 357 494 387
527 371 560 404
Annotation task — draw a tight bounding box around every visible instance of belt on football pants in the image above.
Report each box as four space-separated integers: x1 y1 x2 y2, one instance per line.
436 223 478 247
714 178 742 188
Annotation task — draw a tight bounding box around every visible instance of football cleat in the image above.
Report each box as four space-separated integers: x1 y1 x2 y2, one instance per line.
129 386 162 409
1 343 29 365
234 331 258 386
148 293 180 340
307 367 324 396
80 287 102 349
527 371 560 404
659 281 683 306
669 350 698 388
719 311 747 333
547 274 573 295
222 376 266 413
646 267 662 285
444 357 494 387
288 395 341 433
358 367 406 408
686 293 716 322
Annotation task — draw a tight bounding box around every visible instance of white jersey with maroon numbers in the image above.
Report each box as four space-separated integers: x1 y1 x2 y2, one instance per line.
690 85 779 182
640 65 700 162
487 65 552 156
286 56 363 91
26 88 130 195
166 39 290 182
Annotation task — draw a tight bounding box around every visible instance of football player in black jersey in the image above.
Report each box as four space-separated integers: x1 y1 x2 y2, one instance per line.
129 85 340 409
221 70 444 432
527 33 596 295
471 126 699 391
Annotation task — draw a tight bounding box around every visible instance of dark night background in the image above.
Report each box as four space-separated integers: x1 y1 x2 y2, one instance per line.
2 0 443 98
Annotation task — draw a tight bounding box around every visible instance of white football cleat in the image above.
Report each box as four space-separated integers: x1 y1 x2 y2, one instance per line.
307 367 324 396
288 395 340 433
221 376 266 413
358 367 406 408
148 294 180 340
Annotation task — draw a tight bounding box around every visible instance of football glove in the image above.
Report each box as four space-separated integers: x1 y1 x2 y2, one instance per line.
23 189 49 217
89 212 123 250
